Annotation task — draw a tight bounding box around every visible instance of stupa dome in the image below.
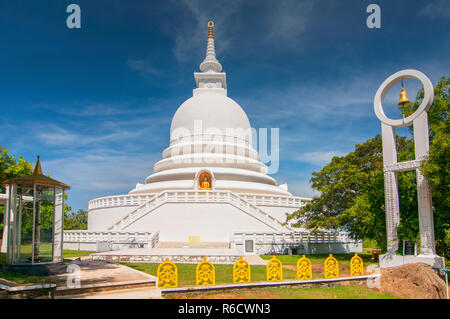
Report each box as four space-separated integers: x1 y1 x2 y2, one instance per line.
84 21 312 244
170 92 251 141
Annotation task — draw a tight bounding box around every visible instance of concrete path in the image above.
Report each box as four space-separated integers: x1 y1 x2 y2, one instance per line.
52 260 156 287
244 255 267 265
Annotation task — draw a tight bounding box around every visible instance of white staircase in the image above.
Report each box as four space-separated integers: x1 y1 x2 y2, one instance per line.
107 190 291 232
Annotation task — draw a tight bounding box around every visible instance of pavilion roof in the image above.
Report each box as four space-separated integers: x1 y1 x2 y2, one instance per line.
1 156 71 189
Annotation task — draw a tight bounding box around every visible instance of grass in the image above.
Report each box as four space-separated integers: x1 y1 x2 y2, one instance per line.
260 252 377 267
63 250 96 258
0 269 53 284
0 250 94 285
165 285 400 299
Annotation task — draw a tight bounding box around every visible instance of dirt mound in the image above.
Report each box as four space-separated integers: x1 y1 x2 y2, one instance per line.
379 263 447 299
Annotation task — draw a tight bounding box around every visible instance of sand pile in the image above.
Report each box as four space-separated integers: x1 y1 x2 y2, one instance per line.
379 263 447 299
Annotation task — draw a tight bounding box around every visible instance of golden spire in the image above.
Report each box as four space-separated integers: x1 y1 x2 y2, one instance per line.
33 155 43 176
208 20 214 38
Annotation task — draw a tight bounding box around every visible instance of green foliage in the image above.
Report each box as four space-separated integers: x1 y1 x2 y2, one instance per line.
286 135 417 251
0 147 33 237
362 238 379 249
0 146 33 192
64 208 88 230
286 77 449 258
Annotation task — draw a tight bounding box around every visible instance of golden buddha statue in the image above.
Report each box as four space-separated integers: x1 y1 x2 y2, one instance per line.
199 175 211 190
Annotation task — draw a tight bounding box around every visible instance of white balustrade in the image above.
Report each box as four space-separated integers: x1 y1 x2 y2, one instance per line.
88 191 310 211
64 230 158 246
231 231 356 245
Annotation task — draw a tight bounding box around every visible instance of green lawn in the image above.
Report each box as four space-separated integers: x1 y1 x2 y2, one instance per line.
0 250 94 284
120 262 297 287
0 252 5 266
0 269 53 284
63 250 96 258
165 285 400 299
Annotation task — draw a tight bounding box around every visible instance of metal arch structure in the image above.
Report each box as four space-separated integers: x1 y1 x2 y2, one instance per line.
374 69 443 269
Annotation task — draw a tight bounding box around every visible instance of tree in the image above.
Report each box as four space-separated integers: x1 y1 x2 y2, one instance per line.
0 146 33 192
64 208 88 230
286 77 449 257
285 135 417 251
0 147 33 236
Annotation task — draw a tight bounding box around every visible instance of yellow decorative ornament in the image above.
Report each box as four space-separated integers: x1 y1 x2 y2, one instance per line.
233 257 251 284
324 254 339 279
188 236 200 242
157 258 178 288
266 256 283 282
196 258 215 286
296 255 312 280
350 253 364 276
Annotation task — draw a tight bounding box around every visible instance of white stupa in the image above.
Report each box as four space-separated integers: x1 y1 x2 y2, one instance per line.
87 21 310 243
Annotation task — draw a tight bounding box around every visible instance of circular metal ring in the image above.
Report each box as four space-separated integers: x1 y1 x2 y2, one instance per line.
374 69 434 127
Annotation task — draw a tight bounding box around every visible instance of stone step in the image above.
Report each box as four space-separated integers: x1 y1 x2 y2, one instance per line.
55 279 157 297
58 286 162 299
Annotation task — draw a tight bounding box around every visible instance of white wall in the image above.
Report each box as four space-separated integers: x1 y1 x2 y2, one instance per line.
121 202 276 242
257 205 298 224
88 206 136 230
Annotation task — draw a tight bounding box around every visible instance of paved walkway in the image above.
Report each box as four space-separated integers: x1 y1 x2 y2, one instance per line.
51 260 157 288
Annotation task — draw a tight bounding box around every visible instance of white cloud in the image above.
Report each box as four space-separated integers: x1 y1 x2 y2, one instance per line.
170 0 315 63
127 58 162 76
170 0 236 63
44 153 158 191
263 1 314 46
45 102 150 117
296 151 344 165
286 181 319 198
35 124 147 147
419 0 450 19
42 151 161 210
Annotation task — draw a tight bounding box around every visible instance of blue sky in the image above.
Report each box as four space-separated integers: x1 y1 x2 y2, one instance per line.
0 0 449 211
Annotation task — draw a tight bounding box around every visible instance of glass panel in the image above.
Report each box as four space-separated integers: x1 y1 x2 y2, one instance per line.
18 185 34 264
6 184 17 264
6 184 58 264
53 188 64 263
36 186 54 263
